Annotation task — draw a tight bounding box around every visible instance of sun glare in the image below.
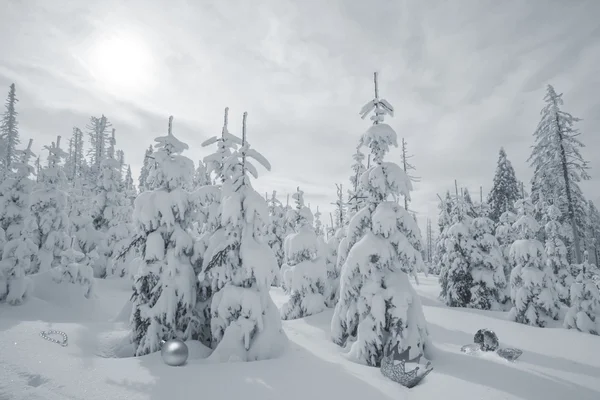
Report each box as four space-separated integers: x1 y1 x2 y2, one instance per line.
87 31 156 94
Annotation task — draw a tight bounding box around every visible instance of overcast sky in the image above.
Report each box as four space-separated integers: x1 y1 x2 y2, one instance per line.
1 0 599 235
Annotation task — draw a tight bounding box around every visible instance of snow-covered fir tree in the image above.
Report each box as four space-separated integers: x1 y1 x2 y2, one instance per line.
495 210 517 279
508 198 559 326
265 190 286 274
432 191 453 277
200 112 286 361
544 204 572 305
30 136 70 272
331 183 347 229
280 187 327 319
439 190 478 307
469 202 509 309
324 226 344 308
51 237 95 299
347 147 367 219
91 129 133 278
193 159 211 189
0 83 20 174
487 147 520 223
130 116 198 357
331 73 429 367
564 252 600 335
0 139 36 304
86 115 111 183
586 200 600 266
529 84 590 264
202 107 241 184
138 145 153 192
400 137 419 211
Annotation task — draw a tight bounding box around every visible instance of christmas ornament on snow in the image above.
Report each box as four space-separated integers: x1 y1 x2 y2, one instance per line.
460 329 522 361
40 330 68 347
160 339 189 366
380 338 433 388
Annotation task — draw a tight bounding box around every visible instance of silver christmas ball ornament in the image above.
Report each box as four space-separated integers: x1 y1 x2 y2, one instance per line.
160 339 189 366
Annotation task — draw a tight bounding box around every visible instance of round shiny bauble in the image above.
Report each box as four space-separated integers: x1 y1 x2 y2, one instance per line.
160 339 189 366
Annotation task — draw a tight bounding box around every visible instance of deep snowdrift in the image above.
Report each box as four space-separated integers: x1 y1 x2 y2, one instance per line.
1 275 599 400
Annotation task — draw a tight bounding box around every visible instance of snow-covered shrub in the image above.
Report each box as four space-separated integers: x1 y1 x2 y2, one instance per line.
30 137 70 272
201 112 286 361
543 204 572 305
440 219 476 307
51 237 95 298
508 198 559 327
564 253 600 335
280 188 327 320
130 117 198 357
331 84 429 367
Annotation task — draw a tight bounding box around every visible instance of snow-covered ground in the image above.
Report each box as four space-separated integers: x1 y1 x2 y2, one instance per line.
1 274 599 400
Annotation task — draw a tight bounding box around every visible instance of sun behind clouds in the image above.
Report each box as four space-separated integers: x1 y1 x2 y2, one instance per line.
85 29 156 95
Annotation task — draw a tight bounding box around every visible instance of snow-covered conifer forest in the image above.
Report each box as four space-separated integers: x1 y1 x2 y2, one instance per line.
1 71 600 400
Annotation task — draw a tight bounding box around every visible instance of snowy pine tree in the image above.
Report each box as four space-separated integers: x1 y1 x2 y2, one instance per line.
138 145 153 192
52 237 95 299
487 147 520 223
130 116 198 357
347 147 367 219
508 198 559 326
469 202 509 309
86 115 111 184
495 210 517 279
0 139 36 304
280 187 327 319
439 191 477 308
324 227 344 308
265 191 286 274
331 73 429 367
433 191 453 278
564 252 600 335
529 85 590 264
544 204 572 305
202 107 241 184
0 83 20 174
200 112 286 361
30 136 70 272
193 159 211 189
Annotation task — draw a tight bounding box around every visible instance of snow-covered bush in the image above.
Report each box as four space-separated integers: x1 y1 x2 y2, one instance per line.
564 253 600 335
201 112 286 361
30 137 70 272
440 218 476 307
130 117 198 357
0 139 36 304
331 81 429 367
280 188 327 319
508 198 559 327
51 237 95 298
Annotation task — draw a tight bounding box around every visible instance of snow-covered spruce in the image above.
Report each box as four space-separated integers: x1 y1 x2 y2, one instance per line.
508 198 559 327
202 107 241 184
201 112 286 361
433 191 453 280
331 76 429 367
564 252 600 335
30 136 70 273
279 188 327 319
92 129 133 278
129 117 198 357
0 139 36 304
51 237 95 298
265 191 287 285
324 227 344 307
495 210 517 279
544 204 572 305
487 147 520 223
469 206 509 310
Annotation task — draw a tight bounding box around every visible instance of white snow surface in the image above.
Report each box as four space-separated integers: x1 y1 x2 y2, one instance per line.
1 275 600 400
